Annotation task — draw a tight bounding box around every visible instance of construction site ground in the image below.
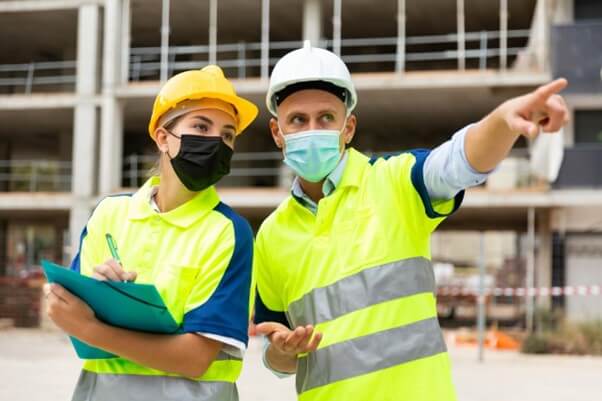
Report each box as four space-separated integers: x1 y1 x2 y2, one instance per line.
2 327 601 401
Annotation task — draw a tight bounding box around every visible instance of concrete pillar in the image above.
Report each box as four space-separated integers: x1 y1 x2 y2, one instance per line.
120 0 131 84
534 0 550 72
99 99 124 194
395 0 406 73
332 0 342 56
209 0 218 65
536 209 553 310
500 0 508 70
303 0 322 46
160 0 170 82
70 3 100 256
260 0 270 80
99 0 124 195
456 0 465 70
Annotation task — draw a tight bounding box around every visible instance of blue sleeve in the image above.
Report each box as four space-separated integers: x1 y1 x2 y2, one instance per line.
410 149 465 219
422 124 489 200
254 290 292 328
69 227 88 273
69 193 133 274
182 203 254 346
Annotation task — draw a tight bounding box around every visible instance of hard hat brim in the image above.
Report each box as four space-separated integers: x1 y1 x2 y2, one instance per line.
266 77 357 117
204 91 259 135
148 92 258 138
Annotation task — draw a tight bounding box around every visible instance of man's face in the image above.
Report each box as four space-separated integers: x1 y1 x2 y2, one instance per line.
269 89 356 152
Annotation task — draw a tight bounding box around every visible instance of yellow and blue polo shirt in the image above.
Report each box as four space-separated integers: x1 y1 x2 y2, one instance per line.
69 176 253 401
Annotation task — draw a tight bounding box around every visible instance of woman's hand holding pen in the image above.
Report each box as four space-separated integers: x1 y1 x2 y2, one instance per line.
92 259 137 282
101 233 136 282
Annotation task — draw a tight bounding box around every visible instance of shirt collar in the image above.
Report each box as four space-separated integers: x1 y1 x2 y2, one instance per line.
337 147 367 189
128 176 220 228
291 150 350 201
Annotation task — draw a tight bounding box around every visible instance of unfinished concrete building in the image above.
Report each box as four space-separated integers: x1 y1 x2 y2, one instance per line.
0 0 601 321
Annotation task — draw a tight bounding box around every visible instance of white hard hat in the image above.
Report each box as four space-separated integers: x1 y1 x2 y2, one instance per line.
266 40 357 116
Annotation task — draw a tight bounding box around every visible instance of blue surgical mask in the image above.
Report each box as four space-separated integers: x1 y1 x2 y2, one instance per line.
281 126 344 183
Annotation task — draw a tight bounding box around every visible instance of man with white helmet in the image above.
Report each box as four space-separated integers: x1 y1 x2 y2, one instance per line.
254 41 568 401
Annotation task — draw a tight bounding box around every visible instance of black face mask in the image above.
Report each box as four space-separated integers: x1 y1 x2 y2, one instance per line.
166 132 233 191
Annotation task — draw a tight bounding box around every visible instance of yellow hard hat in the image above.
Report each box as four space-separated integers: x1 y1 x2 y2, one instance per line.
148 65 258 138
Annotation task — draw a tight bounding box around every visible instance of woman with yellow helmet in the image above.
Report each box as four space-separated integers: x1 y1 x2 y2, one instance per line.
44 65 258 401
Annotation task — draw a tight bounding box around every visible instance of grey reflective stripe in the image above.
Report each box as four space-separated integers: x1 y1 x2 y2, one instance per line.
287 257 435 327
215 350 242 361
71 371 238 401
296 317 446 394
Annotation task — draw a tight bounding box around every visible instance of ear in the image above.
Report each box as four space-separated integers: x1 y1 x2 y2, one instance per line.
343 114 357 145
154 127 170 153
269 118 284 149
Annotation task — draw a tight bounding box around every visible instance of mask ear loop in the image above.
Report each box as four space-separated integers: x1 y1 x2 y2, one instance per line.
166 129 182 139
341 108 352 144
164 129 182 159
276 121 289 151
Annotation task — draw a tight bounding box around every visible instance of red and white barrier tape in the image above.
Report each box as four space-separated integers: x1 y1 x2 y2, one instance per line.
437 285 602 297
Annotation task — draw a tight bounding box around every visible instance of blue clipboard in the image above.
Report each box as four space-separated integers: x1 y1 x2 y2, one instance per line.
42 260 181 359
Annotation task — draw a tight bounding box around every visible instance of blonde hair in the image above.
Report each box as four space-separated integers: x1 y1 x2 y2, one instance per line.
148 154 161 178
148 114 184 178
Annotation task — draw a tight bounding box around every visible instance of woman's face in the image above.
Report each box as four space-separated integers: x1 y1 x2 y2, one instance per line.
156 108 238 156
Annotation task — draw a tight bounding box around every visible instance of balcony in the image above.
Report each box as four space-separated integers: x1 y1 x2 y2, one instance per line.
0 28 533 94
0 160 71 193
2 145 599 198
0 61 76 95
128 30 532 83
122 152 289 190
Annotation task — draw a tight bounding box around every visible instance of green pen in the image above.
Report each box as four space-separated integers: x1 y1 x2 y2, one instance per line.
105 233 127 282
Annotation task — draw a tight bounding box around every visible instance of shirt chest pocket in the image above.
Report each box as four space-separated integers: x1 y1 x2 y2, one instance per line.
334 207 386 269
335 207 377 239
154 264 200 321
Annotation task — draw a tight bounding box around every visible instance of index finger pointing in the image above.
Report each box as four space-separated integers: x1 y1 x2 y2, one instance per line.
533 78 568 103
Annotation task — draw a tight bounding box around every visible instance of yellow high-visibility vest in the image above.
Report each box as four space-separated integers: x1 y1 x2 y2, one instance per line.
255 148 460 401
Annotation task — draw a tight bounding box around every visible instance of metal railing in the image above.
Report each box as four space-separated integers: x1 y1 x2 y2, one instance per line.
0 153 286 193
0 148 536 193
0 61 77 94
122 152 287 189
0 30 530 92
130 30 531 81
0 160 72 192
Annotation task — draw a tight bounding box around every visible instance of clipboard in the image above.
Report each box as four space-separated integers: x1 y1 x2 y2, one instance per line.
42 260 181 359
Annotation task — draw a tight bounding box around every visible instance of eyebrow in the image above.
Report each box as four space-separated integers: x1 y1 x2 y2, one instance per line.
192 115 236 132
285 108 338 120
192 115 214 125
